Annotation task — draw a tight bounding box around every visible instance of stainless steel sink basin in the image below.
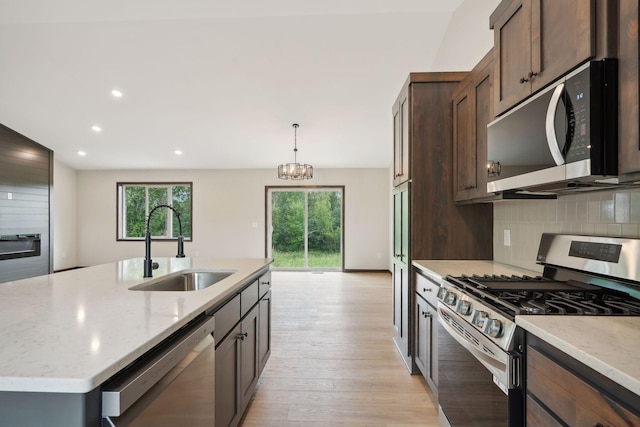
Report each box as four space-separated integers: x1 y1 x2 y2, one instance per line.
130 270 236 291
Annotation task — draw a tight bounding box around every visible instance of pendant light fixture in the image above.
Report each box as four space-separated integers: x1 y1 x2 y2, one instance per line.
278 123 313 180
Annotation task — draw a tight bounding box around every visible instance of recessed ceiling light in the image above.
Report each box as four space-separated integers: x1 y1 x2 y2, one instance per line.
77 150 87 156
174 150 183 155
91 125 102 133
111 89 123 98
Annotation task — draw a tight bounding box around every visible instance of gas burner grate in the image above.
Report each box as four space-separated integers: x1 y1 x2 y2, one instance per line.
446 273 640 316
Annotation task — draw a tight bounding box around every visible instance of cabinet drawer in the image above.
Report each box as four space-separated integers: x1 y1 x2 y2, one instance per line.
214 294 240 342
241 280 259 317
258 271 271 298
527 346 640 426
415 271 439 307
526 395 563 427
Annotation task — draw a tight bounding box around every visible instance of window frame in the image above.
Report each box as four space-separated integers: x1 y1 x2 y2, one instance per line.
116 182 193 242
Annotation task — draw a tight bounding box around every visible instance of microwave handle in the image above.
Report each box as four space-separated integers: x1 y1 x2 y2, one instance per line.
545 83 566 166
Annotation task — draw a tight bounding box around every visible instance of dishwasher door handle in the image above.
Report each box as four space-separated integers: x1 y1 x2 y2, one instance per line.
102 315 215 417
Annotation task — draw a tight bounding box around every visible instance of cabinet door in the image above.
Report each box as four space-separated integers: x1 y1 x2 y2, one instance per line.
472 62 493 200
215 323 242 427
392 263 410 367
415 296 438 393
530 0 595 92
258 290 272 376
239 305 259 412
452 82 474 201
453 52 493 202
618 0 640 179
393 87 410 186
392 185 411 368
414 296 429 378
493 0 532 115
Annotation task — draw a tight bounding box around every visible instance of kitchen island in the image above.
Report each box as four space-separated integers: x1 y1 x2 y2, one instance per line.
0 257 272 425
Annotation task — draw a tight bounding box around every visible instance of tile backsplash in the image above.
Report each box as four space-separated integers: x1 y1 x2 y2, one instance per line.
493 187 640 272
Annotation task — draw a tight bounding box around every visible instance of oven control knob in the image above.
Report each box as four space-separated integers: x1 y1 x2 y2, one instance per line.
487 319 503 338
456 300 472 315
473 311 488 328
445 291 457 306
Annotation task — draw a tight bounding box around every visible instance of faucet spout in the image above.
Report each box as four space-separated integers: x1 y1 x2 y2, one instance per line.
143 204 186 277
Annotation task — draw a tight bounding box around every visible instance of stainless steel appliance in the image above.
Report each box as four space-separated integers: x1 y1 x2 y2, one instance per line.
101 314 215 426
437 233 640 427
486 59 618 194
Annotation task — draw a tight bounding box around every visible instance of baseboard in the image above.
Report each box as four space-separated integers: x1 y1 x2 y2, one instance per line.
343 269 391 275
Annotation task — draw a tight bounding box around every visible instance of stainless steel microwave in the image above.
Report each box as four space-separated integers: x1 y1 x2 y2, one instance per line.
487 59 618 194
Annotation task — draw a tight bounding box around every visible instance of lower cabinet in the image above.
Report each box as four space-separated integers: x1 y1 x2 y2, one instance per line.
215 322 242 427
414 295 437 393
526 336 640 427
413 270 439 395
258 289 272 376
215 271 271 427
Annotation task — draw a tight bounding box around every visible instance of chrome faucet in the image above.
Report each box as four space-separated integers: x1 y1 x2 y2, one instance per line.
144 204 185 277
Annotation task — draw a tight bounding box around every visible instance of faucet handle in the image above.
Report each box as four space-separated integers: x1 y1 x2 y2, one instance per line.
152 262 159 270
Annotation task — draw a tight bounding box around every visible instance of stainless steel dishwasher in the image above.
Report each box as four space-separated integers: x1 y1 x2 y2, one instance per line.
101 314 215 426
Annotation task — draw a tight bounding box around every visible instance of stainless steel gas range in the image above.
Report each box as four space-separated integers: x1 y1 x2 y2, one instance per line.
436 233 640 427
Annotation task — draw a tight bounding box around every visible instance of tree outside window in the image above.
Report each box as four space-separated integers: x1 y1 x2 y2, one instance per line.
117 183 192 240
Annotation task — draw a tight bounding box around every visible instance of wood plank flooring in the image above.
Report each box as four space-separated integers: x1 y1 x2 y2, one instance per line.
240 271 439 427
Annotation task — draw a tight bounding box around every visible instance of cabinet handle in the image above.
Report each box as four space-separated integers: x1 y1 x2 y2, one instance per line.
423 287 432 292
237 332 248 341
260 281 270 285
528 71 538 78
424 312 432 318
520 77 529 84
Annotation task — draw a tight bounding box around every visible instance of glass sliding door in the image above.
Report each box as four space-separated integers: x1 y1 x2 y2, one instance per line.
267 187 343 270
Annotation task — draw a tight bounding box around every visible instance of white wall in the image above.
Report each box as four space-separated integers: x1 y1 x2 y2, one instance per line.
429 0 501 71
53 159 77 271
74 168 390 270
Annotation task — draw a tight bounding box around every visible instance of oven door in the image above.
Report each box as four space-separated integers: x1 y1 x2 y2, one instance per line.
437 303 524 427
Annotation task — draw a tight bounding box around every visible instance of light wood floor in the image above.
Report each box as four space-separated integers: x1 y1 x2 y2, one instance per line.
240 271 439 427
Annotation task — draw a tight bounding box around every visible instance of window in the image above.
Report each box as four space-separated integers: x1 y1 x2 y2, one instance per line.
117 183 192 241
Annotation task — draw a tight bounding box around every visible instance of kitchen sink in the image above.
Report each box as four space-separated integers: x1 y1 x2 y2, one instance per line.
130 270 236 291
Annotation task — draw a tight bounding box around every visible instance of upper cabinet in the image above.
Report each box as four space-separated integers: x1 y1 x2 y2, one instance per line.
392 85 410 187
618 0 640 181
452 50 494 202
490 0 615 116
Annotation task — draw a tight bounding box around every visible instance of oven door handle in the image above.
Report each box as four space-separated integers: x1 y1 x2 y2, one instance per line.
437 304 511 391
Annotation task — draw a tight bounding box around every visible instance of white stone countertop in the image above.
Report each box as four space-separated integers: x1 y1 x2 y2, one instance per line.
413 259 640 397
516 316 640 396
0 257 271 394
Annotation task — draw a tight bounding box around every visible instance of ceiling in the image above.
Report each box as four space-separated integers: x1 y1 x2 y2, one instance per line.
0 0 479 170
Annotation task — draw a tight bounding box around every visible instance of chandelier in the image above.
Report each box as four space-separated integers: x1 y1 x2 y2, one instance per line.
278 123 313 180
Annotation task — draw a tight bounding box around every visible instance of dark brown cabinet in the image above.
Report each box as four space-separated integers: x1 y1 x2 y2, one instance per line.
619 0 640 180
490 0 615 116
392 86 410 187
239 305 259 411
215 322 242 427
414 271 439 394
258 289 272 376
390 72 493 372
452 50 494 202
392 183 410 367
215 270 271 427
526 338 640 427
